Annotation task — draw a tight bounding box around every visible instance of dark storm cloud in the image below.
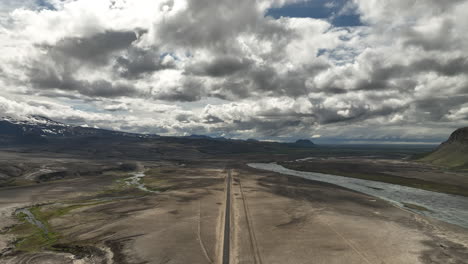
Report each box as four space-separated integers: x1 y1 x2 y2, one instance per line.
210 62 330 100
412 57 468 77
209 80 251 100
158 0 259 51
155 78 206 102
28 64 139 98
338 57 408 92
156 59 318 102
249 64 326 97
186 56 253 77
43 30 139 65
207 67 305 100
18 1 307 103
114 47 175 79
348 56 468 93
261 70 309 97
23 30 146 98
414 95 468 122
156 0 297 64
322 86 348 94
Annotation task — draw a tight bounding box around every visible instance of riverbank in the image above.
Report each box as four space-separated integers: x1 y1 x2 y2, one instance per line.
249 163 468 229
233 165 468 264
279 157 468 197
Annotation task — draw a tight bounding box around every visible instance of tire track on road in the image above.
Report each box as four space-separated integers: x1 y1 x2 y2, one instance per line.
198 200 214 264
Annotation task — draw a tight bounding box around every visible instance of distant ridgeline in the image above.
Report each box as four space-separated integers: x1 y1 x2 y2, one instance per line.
0 115 158 144
0 116 316 150
421 127 468 169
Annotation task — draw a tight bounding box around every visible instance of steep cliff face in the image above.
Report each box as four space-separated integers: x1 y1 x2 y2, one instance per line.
421 127 468 168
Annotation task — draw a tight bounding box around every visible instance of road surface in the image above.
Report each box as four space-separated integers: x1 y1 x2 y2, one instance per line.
222 169 232 264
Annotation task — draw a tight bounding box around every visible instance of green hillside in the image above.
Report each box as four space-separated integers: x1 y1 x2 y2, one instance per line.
420 127 468 169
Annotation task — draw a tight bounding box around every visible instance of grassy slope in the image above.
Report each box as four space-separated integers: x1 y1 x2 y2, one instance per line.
420 143 468 169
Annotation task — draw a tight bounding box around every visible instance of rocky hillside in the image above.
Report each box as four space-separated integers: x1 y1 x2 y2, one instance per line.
444 127 468 145
421 127 468 168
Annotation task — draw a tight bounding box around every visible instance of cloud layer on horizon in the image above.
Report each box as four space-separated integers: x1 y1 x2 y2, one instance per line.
0 0 467 143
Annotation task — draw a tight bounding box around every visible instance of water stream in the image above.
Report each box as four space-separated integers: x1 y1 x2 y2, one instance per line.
15 208 48 234
248 163 468 229
124 171 158 193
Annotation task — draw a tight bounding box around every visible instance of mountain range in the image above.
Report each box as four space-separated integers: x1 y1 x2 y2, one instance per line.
0 116 316 155
0 115 159 144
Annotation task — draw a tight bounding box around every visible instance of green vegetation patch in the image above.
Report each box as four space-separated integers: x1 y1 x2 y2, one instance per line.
36 201 109 220
419 144 468 169
11 207 59 252
9 201 110 253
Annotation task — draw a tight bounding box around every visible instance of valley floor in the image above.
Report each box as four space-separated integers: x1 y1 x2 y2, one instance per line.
0 150 467 263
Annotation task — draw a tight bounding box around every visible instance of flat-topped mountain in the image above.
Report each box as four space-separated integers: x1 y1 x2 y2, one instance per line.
421 127 468 168
293 139 315 147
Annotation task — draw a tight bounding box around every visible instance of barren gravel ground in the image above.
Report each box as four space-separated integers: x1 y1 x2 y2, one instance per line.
232 166 468 264
0 153 467 263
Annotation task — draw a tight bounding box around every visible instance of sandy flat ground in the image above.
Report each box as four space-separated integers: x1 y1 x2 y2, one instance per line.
231 166 468 264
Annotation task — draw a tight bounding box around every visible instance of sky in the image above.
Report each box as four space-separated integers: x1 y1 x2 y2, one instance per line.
0 0 467 144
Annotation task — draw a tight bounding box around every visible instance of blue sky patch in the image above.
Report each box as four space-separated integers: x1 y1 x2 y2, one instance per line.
266 0 363 27
36 0 56 10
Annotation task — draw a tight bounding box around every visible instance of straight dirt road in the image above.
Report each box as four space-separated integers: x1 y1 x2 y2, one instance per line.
222 169 232 264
